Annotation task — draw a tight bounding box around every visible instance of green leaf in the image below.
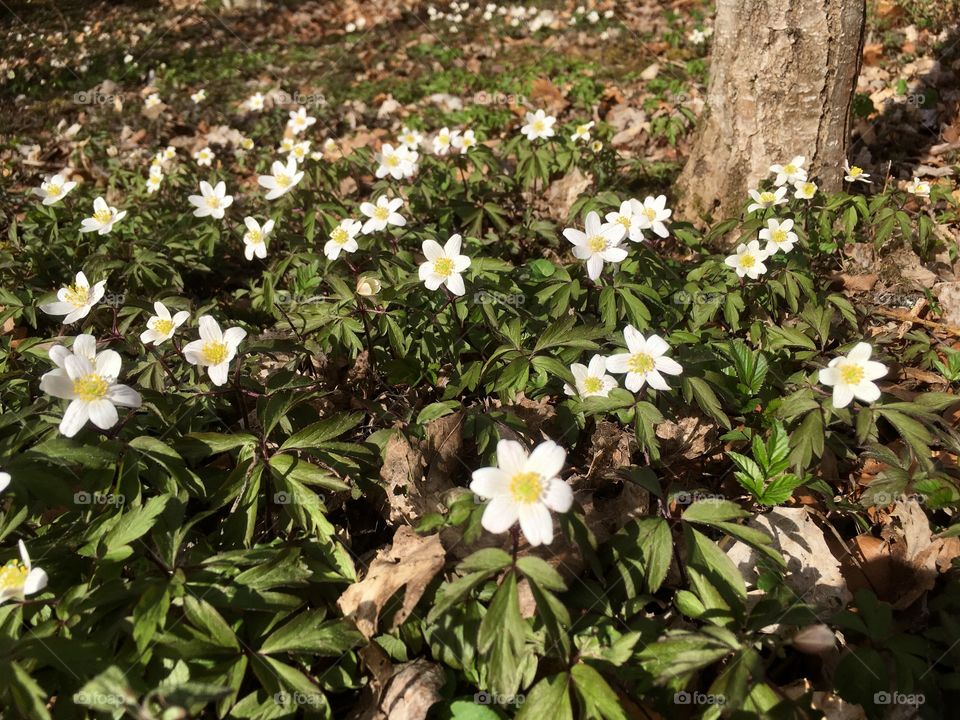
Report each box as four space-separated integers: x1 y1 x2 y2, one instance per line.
478 570 527 697
571 664 626 720
261 613 364 656
516 556 565 591
280 412 364 451
102 494 171 559
183 596 240 649
516 673 573 720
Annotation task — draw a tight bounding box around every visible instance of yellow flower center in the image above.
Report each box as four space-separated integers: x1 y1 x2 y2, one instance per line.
433 257 454 277
439 135 450 146
617 216 631 230
386 155 399 167
577 124 588 135
644 207 657 220
759 192 775 204
93 208 112 224
849 166 862 176
64 283 90 308
331 227 349 245
373 206 390 221
627 352 655 374
148 177 160 187
773 229 788 244
73 373 109 401
587 235 607 253
294 117 305 127
248 230 263 244
840 364 864 385
784 164 797 174
532 120 545 132
153 318 175 335
275 173 291 188
740 254 756 268
800 183 815 195
46 183 62 197
206 196 221 209
509 471 543 504
201 341 229 365
582 376 604 394
403 134 415 144
0 560 28 592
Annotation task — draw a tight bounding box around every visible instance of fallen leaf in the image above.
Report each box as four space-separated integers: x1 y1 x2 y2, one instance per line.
337 526 445 639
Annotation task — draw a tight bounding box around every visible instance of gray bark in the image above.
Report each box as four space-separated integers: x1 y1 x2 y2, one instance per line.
677 0 866 222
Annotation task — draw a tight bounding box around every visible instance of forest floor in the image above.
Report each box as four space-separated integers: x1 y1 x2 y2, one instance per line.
1 1 960 719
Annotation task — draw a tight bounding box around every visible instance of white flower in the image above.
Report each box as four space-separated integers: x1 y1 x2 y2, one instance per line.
906 177 931 197
843 161 871 184
689 28 707 44
360 196 406 234
288 140 311 164
44 333 100 374
770 156 807 186
376 143 418 179
182 315 246 386
564 355 618 398
356 277 381 296
324 219 362 260
760 218 797 255
242 217 275 261
33 173 77 205
605 200 644 243
240 137 255 151
140 301 190 346
520 109 556 141
819 342 887 408
418 234 471 296
146 173 163 194
40 272 106 324
188 181 233 219
245 92 265 111
322 138 338 154
0 541 48 605
163 146 176 160
747 186 788 213
0 472 8 494
469 439 573 546
606 326 683 393
564 210 628 281
278 137 295 154
635 195 671 238
190 88 206 104
570 121 594 142
794 181 818 200
287 107 316 135
398 126 423 149
258 158 304 200
452 129 478 153
432 127 459 156
725 240 770 279
80 197 126 235
144 93 161 109
193 147 215 166
40 351 142 437
591 140 603 152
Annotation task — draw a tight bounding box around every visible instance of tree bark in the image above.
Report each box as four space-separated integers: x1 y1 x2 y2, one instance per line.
677 0 866 222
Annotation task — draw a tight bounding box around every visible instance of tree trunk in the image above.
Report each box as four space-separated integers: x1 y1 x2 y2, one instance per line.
677 0 866 222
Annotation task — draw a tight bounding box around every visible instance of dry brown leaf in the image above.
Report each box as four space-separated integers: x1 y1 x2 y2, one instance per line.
337 526 445 639
834 273 879 293
530 76 568 115
352 656 444 720
543 168 592 221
